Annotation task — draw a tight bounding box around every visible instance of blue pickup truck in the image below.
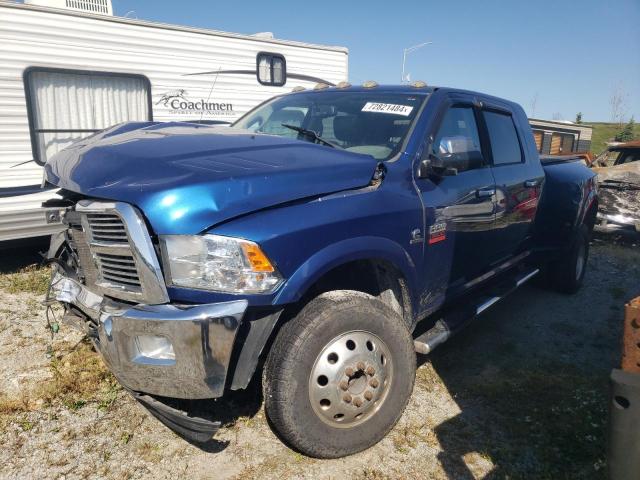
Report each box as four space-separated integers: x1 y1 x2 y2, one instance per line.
44 82 597 458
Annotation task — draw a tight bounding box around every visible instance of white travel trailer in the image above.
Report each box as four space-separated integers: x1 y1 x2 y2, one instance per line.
0 0 349 242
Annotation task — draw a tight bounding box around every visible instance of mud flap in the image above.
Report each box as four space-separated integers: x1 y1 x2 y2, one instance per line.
131 391 221 443
608 369 640 480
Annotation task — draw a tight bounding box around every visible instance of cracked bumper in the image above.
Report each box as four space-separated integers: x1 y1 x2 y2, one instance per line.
50 271 247 399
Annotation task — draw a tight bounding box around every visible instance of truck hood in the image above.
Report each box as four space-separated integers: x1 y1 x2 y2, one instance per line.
45 122 378 234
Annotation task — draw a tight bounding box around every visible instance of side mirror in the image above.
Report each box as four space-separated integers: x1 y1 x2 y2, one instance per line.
418 135 484 179
417 154 458 179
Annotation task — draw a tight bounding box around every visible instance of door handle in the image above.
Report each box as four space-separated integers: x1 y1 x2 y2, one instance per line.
476 188 495 198
524 179 540 188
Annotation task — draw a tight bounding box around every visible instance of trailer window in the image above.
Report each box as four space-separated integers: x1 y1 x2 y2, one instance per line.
257 53 286 86
24 69 151 164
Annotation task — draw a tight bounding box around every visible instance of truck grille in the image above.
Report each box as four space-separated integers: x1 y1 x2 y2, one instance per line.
67 200 169 304
95 252 142 288
85 213 129 243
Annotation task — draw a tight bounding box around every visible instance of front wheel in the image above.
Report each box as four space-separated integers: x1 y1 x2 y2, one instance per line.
263 291 416 458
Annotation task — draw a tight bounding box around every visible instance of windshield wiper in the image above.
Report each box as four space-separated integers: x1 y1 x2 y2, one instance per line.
281 124 341 149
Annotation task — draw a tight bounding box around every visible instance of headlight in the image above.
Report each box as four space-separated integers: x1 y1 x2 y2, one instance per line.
160 234 283 294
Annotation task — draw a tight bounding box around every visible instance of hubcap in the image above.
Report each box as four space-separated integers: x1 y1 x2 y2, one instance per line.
575 241 586 280
308 330 392 428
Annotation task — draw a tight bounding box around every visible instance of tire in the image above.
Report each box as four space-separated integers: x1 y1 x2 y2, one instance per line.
263 290 416 458
547 224 590 294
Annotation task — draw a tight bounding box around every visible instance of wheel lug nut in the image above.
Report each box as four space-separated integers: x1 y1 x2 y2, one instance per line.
339 380 349 391
366 366 375 376
357 361 365 371
345 367 354 376
364 390 373 401
343 393 352 403
353 397 363 407
370 378 379 388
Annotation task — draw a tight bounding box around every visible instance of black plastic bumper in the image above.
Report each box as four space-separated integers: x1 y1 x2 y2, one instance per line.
131 391 221 443
608 369 640 480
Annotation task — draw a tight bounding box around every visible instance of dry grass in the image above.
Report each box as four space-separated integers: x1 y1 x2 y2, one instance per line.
0 264 50 295
391 420 439 454
135 441 163 463
0 339 119 429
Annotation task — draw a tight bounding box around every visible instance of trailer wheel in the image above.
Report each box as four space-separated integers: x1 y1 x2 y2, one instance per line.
263 291 415 458
548 223 590 294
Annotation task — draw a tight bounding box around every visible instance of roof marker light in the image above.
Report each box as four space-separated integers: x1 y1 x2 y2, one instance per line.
292 86 306 92
362 80 378 89
314 83 330 90
335 81 351 89
411 80 428 88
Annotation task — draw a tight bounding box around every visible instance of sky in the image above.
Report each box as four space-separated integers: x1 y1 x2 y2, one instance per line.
111 0 639 122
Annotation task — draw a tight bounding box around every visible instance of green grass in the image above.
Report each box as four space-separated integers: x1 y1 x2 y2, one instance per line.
588 122 640 155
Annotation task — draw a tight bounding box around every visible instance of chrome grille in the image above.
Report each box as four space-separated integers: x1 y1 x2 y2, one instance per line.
67 200 169 304
85 214 128 243
83 212 142 293
95 252 142 288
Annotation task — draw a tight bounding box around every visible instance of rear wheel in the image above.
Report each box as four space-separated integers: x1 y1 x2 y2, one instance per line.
263 291 415 458
547 224 590 294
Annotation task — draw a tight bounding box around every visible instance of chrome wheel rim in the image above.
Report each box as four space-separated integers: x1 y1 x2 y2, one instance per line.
308 330 392 428
575 241 586 280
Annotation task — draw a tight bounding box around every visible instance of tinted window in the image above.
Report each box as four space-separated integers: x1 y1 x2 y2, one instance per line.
484 111 523 165
616 151 640 165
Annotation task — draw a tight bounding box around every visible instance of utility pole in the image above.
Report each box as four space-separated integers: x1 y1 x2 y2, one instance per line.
402 41 433 83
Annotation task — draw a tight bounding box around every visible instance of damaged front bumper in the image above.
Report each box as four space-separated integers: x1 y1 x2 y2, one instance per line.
49 270 247 441
50 270 247 399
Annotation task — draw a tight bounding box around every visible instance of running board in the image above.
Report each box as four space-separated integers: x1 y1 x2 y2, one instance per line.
414 268 539 355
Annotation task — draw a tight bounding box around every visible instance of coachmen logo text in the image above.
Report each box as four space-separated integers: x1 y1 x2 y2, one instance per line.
155 89 234 116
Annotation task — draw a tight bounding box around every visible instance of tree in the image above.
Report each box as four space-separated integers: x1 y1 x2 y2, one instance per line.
615 117 636 142
609 84 629 126
575 112 583 124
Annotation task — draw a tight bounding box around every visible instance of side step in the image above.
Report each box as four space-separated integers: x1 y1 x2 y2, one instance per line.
414 268 539 355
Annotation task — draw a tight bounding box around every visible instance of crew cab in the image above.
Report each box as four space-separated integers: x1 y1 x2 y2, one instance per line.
43 83 598 458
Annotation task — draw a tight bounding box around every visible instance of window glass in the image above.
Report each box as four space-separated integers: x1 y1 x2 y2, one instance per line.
259 106 308 137
432 107 481 157
484 111 523 165
617 151 640 165
233 92 426 160
272 57 284 84
256 53 286 86
258 56 271 84
26 70 149 164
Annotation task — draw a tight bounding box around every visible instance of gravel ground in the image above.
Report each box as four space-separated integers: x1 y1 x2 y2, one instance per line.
0 237 638 480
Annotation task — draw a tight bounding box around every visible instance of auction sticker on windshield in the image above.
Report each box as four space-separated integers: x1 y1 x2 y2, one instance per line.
362 102 414 116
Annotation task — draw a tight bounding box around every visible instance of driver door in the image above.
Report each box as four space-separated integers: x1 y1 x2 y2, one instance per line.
415 98 497 297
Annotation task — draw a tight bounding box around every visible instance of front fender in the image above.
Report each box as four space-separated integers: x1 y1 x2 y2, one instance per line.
273 236 418 306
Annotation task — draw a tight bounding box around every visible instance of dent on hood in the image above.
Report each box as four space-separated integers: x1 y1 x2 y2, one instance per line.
44 121 380 235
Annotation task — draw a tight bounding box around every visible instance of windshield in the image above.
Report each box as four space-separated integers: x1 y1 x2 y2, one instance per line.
232 91 427 160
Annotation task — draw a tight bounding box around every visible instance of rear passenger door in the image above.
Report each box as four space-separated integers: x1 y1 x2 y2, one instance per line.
481 103 544 260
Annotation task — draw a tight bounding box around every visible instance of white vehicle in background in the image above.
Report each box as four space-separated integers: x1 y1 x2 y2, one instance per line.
0 0 348 243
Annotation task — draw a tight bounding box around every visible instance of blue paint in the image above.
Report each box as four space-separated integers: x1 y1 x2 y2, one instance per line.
45 85 597 322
